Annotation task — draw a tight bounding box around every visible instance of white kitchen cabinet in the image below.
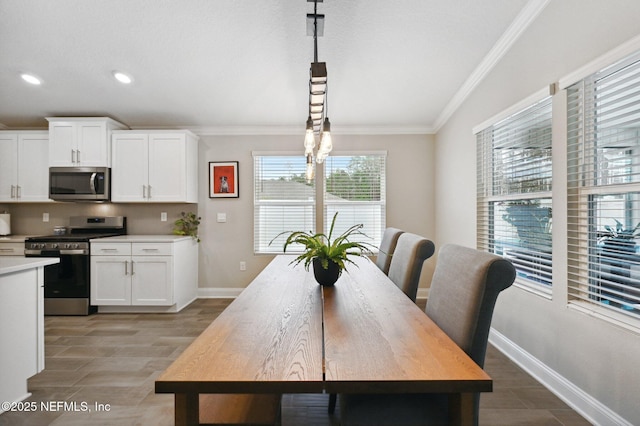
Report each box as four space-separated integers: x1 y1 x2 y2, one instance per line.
111 130 198 203
47 117 127 167
90 236 197 312
0 242 25 256
0 258 57 406
0 131 50 202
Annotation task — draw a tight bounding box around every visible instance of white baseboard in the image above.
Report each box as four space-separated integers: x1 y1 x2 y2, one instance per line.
489 329 632 426
197 287 244 299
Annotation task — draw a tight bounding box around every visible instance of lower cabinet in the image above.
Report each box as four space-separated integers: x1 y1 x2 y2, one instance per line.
90 237 197 312
0 264 46 405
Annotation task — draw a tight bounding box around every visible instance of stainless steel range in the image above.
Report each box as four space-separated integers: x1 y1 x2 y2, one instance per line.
25 216 126 315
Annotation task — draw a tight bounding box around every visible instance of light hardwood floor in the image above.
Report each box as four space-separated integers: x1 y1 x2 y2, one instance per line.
0 299 591 425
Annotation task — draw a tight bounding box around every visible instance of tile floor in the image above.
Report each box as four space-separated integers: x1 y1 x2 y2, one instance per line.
0 299 591 425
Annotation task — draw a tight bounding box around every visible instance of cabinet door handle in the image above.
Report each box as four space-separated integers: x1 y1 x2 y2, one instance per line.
17 185 21 199
76 150 81 163
130 260 134 275
148 185 152 199
142 185 147 199
11 185 16 199
125 261 128 275
71 150 76 163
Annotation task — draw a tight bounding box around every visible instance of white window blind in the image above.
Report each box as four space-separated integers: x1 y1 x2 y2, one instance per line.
476 96 553 290
253 154 315 254
323 154 386 249
567 50 640 321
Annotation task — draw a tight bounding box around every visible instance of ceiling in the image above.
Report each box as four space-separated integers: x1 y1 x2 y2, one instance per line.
0 0 539 134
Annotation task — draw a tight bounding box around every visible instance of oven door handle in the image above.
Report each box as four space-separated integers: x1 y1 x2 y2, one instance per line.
26 249 89 256
59 249 90 255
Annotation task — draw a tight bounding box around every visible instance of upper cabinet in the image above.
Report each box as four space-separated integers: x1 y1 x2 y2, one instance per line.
0 131 51 202
111 130 198 203
47 117 128 167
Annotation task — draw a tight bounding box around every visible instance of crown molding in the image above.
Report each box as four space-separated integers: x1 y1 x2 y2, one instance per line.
135 124 435 137
432 0 551 132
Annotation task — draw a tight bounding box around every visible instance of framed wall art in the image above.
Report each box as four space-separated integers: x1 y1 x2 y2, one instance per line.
209 161 239 198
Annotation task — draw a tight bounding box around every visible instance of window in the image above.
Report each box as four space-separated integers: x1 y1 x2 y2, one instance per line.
567 51 640 320
253 154 315 254
323 153 387 249
253 152 387 254
476 96 553 291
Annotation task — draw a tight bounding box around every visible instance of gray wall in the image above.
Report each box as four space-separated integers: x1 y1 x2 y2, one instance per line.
197 133 436 293
434 1 640 423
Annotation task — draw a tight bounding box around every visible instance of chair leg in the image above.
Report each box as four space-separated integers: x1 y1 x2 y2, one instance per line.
328 393 337 414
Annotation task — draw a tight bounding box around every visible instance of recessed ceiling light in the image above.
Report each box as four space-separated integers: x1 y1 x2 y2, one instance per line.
21 73 42 85
113 71 133 84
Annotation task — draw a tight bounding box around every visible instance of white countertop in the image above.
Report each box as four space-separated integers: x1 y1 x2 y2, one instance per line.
90 235 193 243
0 257 59 276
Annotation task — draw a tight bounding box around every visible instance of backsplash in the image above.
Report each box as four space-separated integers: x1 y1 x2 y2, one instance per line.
0 203 196 236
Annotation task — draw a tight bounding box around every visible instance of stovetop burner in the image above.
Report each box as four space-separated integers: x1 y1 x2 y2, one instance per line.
27 232 124 242
25 216 126 253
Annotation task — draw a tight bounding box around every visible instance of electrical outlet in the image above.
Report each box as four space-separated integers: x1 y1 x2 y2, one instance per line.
161 212 167 222
217 213 227 223
240 261 246 271
43 212 49 222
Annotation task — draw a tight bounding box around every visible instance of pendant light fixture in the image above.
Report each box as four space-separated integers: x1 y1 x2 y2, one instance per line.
304 0 332 178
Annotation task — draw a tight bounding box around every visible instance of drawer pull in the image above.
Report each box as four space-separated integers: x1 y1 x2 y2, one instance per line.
100 248 118 252
0 248 15 252
142 248 159 252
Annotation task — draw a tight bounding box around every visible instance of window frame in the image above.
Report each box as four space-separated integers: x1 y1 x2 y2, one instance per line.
566 50 640 324
253 150 387 255
253 152 316 255
322 152 387 251
476 94 554 296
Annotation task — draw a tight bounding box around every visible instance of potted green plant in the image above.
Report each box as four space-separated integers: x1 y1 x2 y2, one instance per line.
599 219 640 253
271 212 374 286
173 211 201 242
502 200 552 248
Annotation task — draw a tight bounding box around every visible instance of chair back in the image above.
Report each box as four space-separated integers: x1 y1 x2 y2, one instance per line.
375 227 404 275
425 244 516 368
387 233 435 301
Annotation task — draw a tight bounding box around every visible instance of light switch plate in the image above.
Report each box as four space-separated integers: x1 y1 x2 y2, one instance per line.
43 212 49 222
217 213 227 223
161 212 167 222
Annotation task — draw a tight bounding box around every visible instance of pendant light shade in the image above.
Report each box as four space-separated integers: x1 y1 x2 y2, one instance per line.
306 153 315 181
304 116 316 156
316 117 332 163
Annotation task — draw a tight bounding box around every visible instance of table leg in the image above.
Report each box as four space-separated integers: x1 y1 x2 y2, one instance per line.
448 392 475 426
175 393 199 426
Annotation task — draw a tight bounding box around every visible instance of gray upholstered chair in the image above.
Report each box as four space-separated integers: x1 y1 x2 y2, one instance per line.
337 244 516 426
386 232 435 302
375 227 405 275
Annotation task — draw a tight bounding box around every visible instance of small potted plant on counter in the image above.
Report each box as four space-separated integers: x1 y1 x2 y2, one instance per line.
173 212 201 242
271 212 374 286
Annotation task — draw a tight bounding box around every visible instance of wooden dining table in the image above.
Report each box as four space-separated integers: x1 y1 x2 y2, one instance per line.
155 255 492 426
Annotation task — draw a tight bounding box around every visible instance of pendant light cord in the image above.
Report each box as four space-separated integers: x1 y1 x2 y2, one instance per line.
313 0 318 63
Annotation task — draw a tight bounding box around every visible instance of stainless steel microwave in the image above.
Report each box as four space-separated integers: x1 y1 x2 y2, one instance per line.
49 167 110 201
